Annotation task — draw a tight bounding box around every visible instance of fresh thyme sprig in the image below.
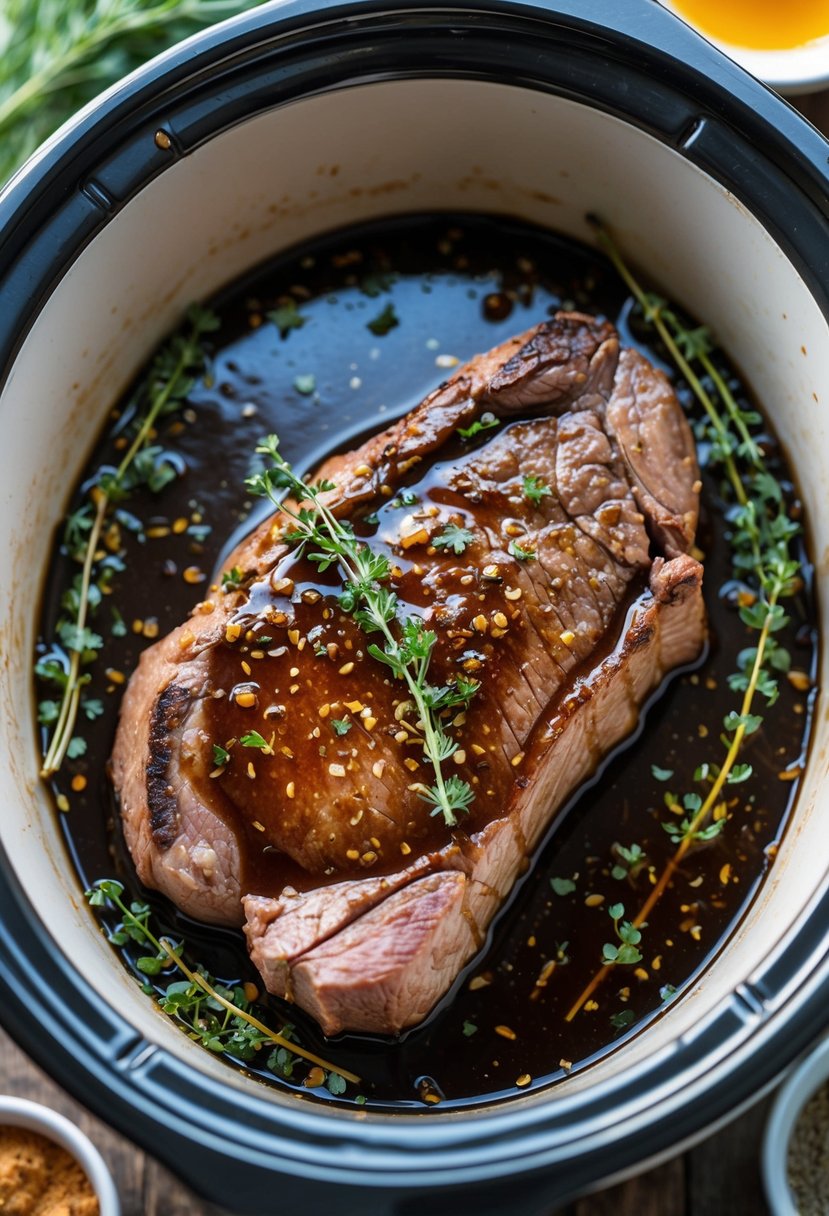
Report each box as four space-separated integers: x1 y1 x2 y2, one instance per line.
86 879 358 1091
245 435 478 827
38 303 219 778
0 0 264 186
564 219 804 1022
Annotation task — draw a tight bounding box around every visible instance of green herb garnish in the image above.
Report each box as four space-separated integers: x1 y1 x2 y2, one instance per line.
38 304 220 779
457 412 499 441
331 718 352 736
0 0 264 187
610 843 647 882
293 373 316 396
601 903 642 967
522 475 552 504
86 880 358 1088
268 299 306 339
389 490 419 509
246 435 478 827
366 303 399 336
565 218 803 1022
550 877 576 896
221 566 244 591
509 540 535 561
433 524 475 555
241 731 271 751
213 744 230 767
360 271 398 298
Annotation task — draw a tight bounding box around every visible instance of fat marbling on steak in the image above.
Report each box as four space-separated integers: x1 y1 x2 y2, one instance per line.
112 312 705 1035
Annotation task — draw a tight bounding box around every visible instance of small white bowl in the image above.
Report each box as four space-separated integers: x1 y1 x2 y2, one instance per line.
661 3 829 94
0 1096 120 1216
763 1035 829 1215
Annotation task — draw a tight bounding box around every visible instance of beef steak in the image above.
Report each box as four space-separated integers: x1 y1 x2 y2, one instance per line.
112 312 705 1035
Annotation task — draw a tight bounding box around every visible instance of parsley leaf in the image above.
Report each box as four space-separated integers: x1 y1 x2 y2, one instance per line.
433 524 475 555
331 718 352 736
522 474 552 504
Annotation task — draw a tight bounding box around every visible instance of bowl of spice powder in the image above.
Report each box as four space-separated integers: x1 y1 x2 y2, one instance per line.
0 1096 119 1216
764 1035 829 1214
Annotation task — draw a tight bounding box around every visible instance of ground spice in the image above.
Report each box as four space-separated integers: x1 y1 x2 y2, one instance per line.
0 1125 99 1215
788 1082 829 1215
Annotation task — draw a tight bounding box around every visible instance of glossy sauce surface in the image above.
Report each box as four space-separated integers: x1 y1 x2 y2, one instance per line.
207 408 650 892
40 215 817 1110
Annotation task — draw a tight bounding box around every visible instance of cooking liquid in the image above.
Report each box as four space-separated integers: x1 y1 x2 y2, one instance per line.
38 215 816 1111
670 0 829 50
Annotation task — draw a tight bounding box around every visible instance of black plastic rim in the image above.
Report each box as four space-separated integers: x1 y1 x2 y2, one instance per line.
2 3 829 1213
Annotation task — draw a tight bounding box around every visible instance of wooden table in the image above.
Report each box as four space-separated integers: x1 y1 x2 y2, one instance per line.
3 86 828 1216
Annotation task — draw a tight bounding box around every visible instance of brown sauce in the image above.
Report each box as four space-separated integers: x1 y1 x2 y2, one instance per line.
205 412 650 893
38 214 817 1111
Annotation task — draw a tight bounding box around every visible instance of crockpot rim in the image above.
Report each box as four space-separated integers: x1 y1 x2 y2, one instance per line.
2 2 829 1211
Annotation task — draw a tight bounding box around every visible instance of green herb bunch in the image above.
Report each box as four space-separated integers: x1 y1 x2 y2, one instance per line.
565 219 805 1021
0 0 263 187
245 435 479 826
86 880 357 1095
37 304 219 777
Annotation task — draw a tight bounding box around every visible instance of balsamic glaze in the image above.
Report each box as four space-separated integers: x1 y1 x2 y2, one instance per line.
38 215 817 1111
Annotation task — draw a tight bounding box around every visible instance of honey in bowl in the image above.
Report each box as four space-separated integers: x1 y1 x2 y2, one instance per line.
669 0 829 50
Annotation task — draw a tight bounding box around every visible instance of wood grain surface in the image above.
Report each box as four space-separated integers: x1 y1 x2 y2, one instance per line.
3 86 828 1216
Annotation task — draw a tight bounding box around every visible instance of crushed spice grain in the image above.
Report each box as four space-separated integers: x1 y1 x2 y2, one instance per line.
0 1125 98 1216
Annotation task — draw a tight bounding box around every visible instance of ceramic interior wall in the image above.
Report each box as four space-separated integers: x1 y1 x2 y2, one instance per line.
1 77 826 1105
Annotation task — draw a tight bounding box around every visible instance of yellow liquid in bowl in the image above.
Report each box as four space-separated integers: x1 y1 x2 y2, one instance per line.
670 0 829 50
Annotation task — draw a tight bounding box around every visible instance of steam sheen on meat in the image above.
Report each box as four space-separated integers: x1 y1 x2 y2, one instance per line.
112 313 705 1035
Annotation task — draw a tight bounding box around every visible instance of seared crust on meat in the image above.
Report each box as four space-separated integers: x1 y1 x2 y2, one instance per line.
112 312 706 1028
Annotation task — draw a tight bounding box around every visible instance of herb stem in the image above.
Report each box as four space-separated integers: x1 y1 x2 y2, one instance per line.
0 0 255 160
92 883 359 1083
39 306 217 779
588 216 747 510
562 220 800 1025
565 593 778 1023
250 444 474 827
40 493 107 777
158 940 360 1083
115 345 190 483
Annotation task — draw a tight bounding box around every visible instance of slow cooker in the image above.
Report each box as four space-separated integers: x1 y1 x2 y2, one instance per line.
1 2 828 1212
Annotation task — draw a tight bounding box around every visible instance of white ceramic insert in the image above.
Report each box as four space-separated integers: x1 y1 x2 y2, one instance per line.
0 77 827 1108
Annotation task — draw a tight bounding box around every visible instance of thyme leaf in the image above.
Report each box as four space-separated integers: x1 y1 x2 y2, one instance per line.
522 474 552 504
38 304 219 779
457 412 499 441
246 434 477 827
565 218 804 1022
85 881 359 1089
0 0 265 187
